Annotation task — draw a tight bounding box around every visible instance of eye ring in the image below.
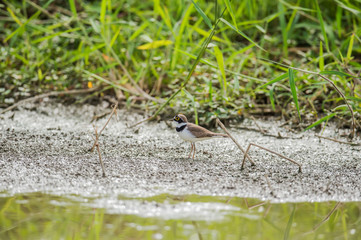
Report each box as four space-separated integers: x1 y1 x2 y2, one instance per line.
175 117 180 121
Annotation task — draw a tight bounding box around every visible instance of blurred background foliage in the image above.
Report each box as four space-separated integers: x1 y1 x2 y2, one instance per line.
0 0 360 130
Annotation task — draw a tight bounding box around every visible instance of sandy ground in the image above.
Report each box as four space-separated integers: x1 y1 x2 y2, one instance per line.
1 101 361 204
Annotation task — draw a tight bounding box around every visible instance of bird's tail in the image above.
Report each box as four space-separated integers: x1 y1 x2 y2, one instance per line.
211 133 228 138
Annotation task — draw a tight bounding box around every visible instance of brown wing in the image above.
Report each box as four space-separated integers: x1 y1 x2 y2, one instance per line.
187 123 227 138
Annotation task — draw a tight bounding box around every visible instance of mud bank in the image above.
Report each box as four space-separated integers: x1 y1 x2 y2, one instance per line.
1 101 360 203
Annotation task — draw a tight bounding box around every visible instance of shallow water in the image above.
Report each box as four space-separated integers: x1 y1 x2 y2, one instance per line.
1 193 360 239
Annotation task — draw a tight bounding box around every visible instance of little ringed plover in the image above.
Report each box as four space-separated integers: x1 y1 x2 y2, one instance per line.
172 114 228 159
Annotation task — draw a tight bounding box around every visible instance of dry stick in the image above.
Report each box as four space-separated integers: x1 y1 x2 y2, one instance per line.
0 88 98 115
264 174 275 196
250 116 266 134
315 135 361 146
216 118 255 166
192 221 203 240
92 125 106 177
244 199 267 209
90 103 118 152
90 103 118 177
242 143 302 173
312 202 341 232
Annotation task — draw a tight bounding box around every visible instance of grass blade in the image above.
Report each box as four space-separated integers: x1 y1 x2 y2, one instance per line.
278 2 288 57
220 18 265 51
214 45 227 95
346 33 354 61
7 7 22 26
100 0 107 23
315 0 329 52
191 0 213 29
129 22 149 41
31 28 81 44
319 71 352 78
283 205 296 240
193 27 227 43
257 73 288 89
305 113 336 131
269 85 276 111
137 40 173 50
183 89 199 125
288 68 301 121
68 0 78 18
319 41 324 71
347 96 361 103
82 70 138 95
223 0 237 30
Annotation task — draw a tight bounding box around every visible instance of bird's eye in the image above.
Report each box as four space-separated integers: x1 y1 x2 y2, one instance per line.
175 117 180 121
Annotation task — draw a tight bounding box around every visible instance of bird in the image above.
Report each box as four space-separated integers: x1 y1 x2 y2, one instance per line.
171 114 228 159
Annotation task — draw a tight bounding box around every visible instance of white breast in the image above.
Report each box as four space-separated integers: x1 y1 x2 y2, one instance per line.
177 127 196 142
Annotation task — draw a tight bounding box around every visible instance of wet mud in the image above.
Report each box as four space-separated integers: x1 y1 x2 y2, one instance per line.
1 101 361 203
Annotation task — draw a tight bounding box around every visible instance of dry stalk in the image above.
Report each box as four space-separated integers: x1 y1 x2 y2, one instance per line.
90 103 118 152
244 199 267 209
0 88 98 115
92 125 106 177
216 118 255 166
242 142 302 173
312 202 341 232
90 103 118 177
216 118 301 173
250 116 266 134
316 134 361 146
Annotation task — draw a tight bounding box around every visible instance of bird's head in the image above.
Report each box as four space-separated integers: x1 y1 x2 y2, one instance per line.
172 114 188 127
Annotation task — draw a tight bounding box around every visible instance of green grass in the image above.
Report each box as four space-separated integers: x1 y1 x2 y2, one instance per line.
0 0 360 132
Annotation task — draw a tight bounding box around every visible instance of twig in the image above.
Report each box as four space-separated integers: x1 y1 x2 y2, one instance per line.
263 204 272 218
0 88 98 115
312 202 341 231
90 103 118 177
92 125 106 177
130 115 153 128
90 103 118 152
244 199 267 209
216 118 255 166
315 135 361 146
250 116 266 134
242 143 302 173
192 221 203 240
91 111 112 123
264 174 275 196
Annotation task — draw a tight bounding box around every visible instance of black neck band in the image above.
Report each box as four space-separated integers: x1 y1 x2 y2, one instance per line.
176 125 186 132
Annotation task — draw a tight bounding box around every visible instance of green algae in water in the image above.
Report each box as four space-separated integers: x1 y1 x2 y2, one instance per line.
0 193 360 239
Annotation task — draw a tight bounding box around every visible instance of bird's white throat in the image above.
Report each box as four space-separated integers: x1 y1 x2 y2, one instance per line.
173 121 187 128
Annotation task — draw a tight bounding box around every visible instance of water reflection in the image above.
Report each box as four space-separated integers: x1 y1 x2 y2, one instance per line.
0 193 360 239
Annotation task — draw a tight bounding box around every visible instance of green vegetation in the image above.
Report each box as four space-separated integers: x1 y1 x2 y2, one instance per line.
1 193 360 239
1 0 360 131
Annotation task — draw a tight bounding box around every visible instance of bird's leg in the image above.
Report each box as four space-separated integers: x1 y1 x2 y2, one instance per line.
192 143 196 159
188 143 194 158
